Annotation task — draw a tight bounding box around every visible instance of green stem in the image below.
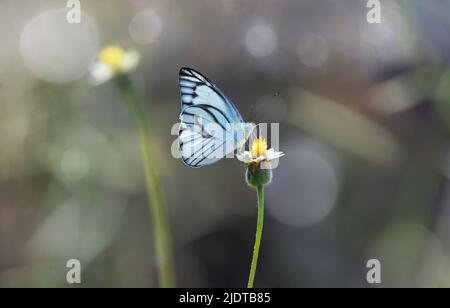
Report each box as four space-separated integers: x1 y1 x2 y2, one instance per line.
247 185 264 288
116 76 175 288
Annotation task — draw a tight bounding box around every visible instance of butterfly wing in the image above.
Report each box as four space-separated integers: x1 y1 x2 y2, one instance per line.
179 67 244 123
178 68 245 167
178 112 234 168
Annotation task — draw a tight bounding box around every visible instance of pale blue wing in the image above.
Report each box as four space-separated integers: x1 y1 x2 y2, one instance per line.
178 127 228 167
179 67 244 123
178 68 251 167
179 106 237 167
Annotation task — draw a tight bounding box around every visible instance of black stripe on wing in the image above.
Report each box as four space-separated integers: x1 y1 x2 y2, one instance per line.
178 67 243 122
190 139 227 167
179 105 232 133
179 67 209 109
178 129 222 168
178 110 229 168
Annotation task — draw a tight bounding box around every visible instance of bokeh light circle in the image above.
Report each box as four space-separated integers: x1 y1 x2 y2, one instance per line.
245 22 278 58
129 11 162 45
266 143 339 227
297 33 330 68
20 9 99 84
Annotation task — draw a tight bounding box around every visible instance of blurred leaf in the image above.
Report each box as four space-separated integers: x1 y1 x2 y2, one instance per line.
289 90 403 164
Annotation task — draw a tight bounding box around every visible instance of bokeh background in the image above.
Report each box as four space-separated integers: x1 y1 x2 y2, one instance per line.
1 0 450 288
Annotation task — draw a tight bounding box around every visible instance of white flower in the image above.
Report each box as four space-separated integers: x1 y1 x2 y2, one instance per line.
237 138 284 168
89 45 140 85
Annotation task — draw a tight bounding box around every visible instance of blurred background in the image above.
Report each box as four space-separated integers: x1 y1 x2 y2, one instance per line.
1 0 450 288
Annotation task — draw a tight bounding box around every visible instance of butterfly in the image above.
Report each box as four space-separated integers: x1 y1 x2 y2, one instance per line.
178 68 255 168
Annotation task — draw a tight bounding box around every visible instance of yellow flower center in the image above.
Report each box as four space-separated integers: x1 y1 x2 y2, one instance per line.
251 138 268 160
99 46 125 72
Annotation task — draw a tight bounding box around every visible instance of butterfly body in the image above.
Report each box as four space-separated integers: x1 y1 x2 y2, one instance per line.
178 68 254 168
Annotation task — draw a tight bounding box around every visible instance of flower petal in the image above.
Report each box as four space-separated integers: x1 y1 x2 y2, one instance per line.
89 62 114 85
237 151 253 163
267 148 285 160
121 49 140 72
255 155 266 163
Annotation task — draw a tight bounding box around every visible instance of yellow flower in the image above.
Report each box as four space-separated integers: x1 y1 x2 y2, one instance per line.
237 138 284 168
99 46 125 72
90 45 140 85
251 138 269 160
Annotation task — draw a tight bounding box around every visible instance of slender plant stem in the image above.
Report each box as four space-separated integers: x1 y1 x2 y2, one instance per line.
117 76 175 288
248 185 265 288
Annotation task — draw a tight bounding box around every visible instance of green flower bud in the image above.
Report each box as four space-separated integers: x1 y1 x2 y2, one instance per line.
246 164 272 188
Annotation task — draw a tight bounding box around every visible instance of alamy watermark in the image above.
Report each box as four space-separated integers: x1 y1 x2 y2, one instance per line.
367 0 381 24
66 259 81 284
366 259 381 284
64 1 381 26
66 0 81 24
171 120 282 169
